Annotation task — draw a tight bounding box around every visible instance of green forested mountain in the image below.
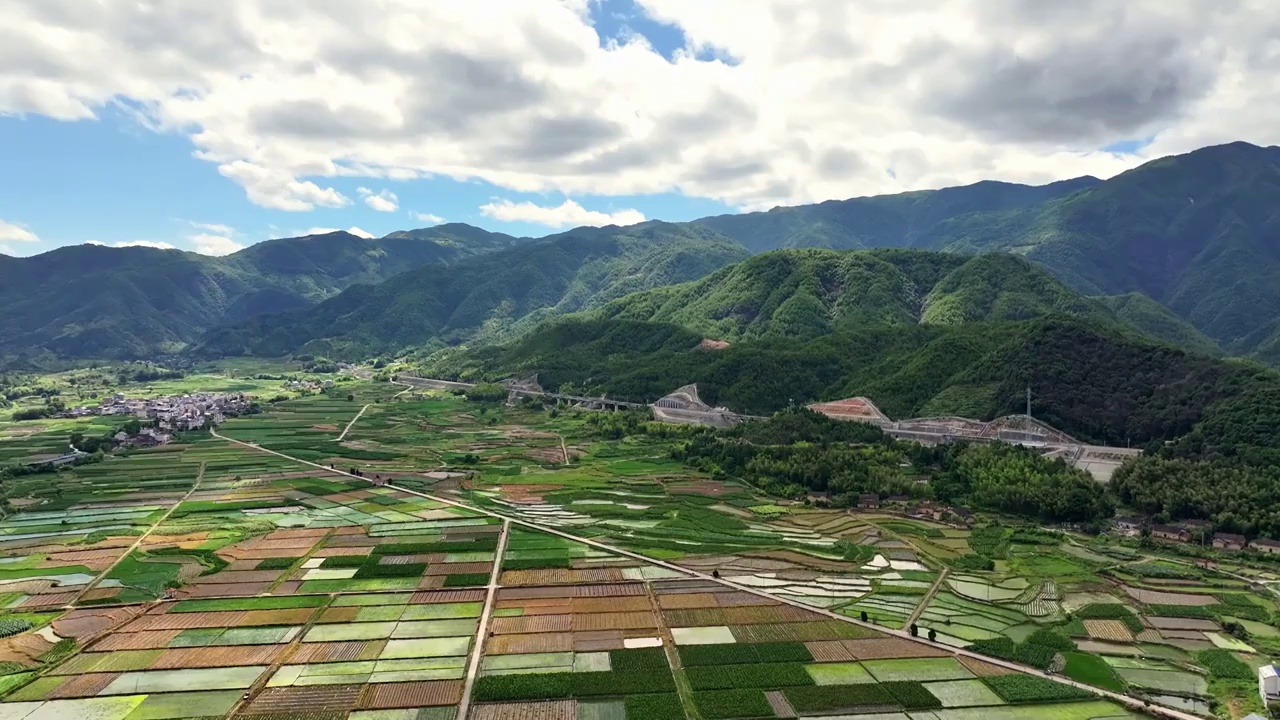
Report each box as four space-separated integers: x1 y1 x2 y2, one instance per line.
9 141 1280 366
0 226 522 361
697 142 1280 358
1096 293 1221 357
596 250 1116 342
193 222 749 359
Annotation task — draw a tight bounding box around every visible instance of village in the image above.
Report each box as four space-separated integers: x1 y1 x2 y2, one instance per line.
60 391 254 432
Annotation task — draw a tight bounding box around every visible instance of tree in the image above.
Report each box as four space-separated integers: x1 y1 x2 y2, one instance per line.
346 393 355 402
860 611 869 622
910 623 919 637
928 628 937 642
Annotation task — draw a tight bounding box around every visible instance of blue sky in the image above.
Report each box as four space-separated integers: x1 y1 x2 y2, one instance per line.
0 0 734 256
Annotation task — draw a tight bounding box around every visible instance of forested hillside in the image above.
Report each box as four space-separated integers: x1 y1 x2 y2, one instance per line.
427 315 1280 450
194 222 750 359
596 251 1116 342
0 226 522 362
697 142 1280 359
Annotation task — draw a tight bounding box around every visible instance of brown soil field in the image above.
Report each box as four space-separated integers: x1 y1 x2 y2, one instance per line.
54 607 145 639
724 605 816 625
843 638 950 660
805 640 855 662
572 597 652 614
1083 619 1135 643
572 612 658 632
89 629 183 651
473 699 577 720
487 633 573 654
1121 586 1218 606
426 562 492 576
243 684 363 715
573 630 625 652
658 593 720 610
288 640 387 664
731 621 883 643
358 680 463 709
1146 617 1220 631
492 615 571 635
150 644 287 669
180 582 274 598
49 672 119 699
413 589 486 603
190 570 286 585
664 609 728 627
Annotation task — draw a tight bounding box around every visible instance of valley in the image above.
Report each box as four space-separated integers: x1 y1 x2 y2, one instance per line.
0 365 1277 719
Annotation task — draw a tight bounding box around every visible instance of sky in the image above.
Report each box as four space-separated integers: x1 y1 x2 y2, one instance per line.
0 0 1277 257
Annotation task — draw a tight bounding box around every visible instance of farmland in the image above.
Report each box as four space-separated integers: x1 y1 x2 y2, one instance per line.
0 371 1260 718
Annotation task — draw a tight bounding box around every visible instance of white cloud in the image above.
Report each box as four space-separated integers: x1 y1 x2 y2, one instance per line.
412 212 444 224
217 161 349 211
190 221 236 236
114 241 177 250
0 244 16 256
0 1 1276 213
302 226 376 239
358 187 399 212
190 233 245 256
0 219 39 244
480 199 645 228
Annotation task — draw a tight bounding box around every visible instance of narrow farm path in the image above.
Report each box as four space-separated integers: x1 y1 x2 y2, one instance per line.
905 566 949 627
645 579 704 720
68 460 207 608
223 594 335 719
457 519 509 720
336 403 371 442
209 431 1203 720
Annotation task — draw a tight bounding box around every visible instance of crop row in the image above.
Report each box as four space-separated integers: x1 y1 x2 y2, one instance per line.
982 675 1093 703
686 663 813 690
678 642 813 666
473 669 676 701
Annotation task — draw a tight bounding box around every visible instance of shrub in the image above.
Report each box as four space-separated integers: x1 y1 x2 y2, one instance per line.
473 673 573 701
0 620 32 639
1023 628 1076 652
255 557 298 570
1197 649 1252 679
610 647 669 671
1126 562 1198 579
692 689 773 719
678 642 812 666
880 681 942 710
443 573 490 587
352 563 426 579
782 685 894 713
625 693 685 720
1074 603 1144 633
574 669 676 696
686 663 814 690
983 675 1093 703
321 555 371 568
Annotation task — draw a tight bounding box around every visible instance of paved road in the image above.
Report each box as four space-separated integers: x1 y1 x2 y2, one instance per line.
209 430 1200 720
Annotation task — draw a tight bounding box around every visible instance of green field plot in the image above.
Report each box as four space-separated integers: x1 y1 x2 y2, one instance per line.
804 662 875 685
1061 652 1126 692
863 658 974 683
1112 667 1208 696
379 636 473 659
924 678 1005 707
981 675 1093 703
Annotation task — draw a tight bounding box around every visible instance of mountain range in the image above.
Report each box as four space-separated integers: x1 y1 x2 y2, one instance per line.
3 141 1280 367
0 225 522 362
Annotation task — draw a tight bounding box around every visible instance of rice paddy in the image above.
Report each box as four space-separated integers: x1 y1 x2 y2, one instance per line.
0 374 1242 718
